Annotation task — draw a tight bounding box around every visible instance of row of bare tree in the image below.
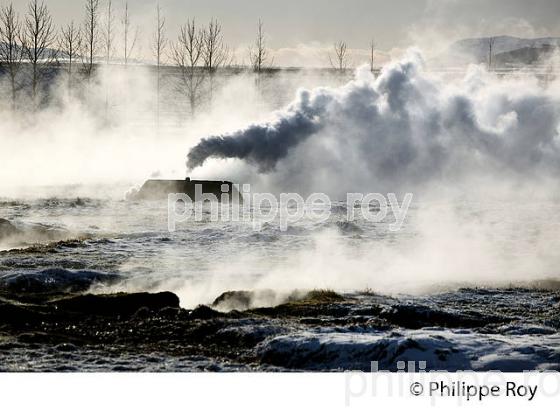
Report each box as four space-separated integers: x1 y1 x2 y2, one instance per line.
1 0 383 116
0 0 141 108
0 0 277 112
331 37 498 72
0 0 57 108
330 40 377 73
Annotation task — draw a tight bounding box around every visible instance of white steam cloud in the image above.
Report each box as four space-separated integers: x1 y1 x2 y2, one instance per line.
3 48 560 306
188 49 560 196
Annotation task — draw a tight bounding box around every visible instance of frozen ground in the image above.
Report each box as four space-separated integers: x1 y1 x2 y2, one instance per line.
1 192 560 371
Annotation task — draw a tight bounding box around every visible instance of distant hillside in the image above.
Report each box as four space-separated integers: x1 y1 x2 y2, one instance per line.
494 44 557 66
439 36 560 66
0 42 59 59
452 36 560 59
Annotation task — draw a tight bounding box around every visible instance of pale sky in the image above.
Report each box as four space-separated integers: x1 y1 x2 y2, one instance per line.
9 0 560 66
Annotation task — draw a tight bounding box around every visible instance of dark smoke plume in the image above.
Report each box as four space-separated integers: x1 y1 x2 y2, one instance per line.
186 89 327 171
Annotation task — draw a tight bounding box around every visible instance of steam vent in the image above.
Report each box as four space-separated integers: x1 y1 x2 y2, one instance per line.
130 178 239 201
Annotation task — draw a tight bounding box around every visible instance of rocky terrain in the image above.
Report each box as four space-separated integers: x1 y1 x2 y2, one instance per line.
2 195 560 372
2 266 560 372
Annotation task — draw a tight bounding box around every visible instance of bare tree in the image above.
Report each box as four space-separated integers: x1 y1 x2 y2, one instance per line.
369 38 376 73
82 0 100 77
122 2 138 66
201 18 230 105
102 0 115 65
152 3 166 69
23 0 56 100
151 3 166 128
0 3 24 109
172 18 204 115
172 19 203 69
202 18 229 71
487 36 496 70
249 19 272 72
58 21 82 87
329 40 349 71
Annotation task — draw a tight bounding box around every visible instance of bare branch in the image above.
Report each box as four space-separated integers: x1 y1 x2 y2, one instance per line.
171 18 206 115
369 38 376 72
172 18 203 70
487 36 496 70
23 0 56 98
151 3 166 68
0 3 24 108
329 40 349 71
82 0 100 76
249 19 273 72
122 2 138 66
102 0 115 64
0 4 23 66
201 18 229 71
59 21 82 76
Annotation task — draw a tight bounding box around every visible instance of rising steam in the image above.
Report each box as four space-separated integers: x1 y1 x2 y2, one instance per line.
187 50 560 194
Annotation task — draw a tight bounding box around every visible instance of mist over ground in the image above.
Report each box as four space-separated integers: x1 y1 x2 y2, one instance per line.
1 46 560 301
1 64 344 195
2 49 559 199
